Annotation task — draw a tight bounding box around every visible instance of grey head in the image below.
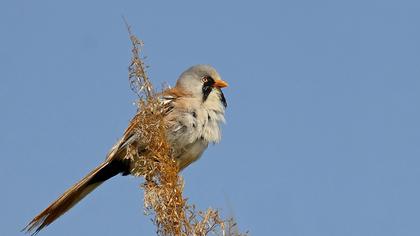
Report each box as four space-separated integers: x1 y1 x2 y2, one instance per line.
176 64 228 107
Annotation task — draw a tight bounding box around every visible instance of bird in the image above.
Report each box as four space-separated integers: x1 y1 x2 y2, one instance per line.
23 64 228 234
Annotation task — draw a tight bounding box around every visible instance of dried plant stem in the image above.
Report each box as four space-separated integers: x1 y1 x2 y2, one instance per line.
124 21 247 236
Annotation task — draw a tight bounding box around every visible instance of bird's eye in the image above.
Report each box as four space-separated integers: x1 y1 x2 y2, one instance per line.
201 76 208 83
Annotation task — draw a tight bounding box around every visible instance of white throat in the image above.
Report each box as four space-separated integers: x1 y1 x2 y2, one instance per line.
201 90 226 142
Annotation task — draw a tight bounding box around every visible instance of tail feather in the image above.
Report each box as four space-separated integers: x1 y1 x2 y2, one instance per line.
23 159 130 235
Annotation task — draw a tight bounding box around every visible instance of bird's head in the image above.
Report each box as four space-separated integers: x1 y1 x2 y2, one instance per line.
176 64 228 107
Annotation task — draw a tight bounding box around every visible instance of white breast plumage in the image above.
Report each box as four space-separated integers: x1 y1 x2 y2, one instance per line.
161 90 226 169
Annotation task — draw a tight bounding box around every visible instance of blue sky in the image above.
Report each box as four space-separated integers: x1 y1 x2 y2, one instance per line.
2 0 420 235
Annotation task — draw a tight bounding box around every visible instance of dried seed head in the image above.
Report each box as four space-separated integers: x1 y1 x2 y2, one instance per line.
125 21 246 236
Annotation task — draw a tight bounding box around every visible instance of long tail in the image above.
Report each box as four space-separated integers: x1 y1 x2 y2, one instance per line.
23 159 130 235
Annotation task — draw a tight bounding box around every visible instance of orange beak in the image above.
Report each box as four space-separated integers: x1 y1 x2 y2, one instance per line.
213 79 229 88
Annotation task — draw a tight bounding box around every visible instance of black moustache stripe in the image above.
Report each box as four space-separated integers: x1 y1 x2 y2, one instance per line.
202 76 227 108
219 90 227 108
202 77 215 102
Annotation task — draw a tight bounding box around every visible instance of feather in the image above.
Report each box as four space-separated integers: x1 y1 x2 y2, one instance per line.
23 159 129 235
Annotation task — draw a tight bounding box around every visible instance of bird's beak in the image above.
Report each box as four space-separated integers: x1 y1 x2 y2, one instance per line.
213 79 229 88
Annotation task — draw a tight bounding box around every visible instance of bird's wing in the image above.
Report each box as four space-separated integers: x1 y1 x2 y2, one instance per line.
105 88 186 162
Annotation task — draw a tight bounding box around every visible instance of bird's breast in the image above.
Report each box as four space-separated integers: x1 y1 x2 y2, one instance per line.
175 138 208 170
164 101 225 169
